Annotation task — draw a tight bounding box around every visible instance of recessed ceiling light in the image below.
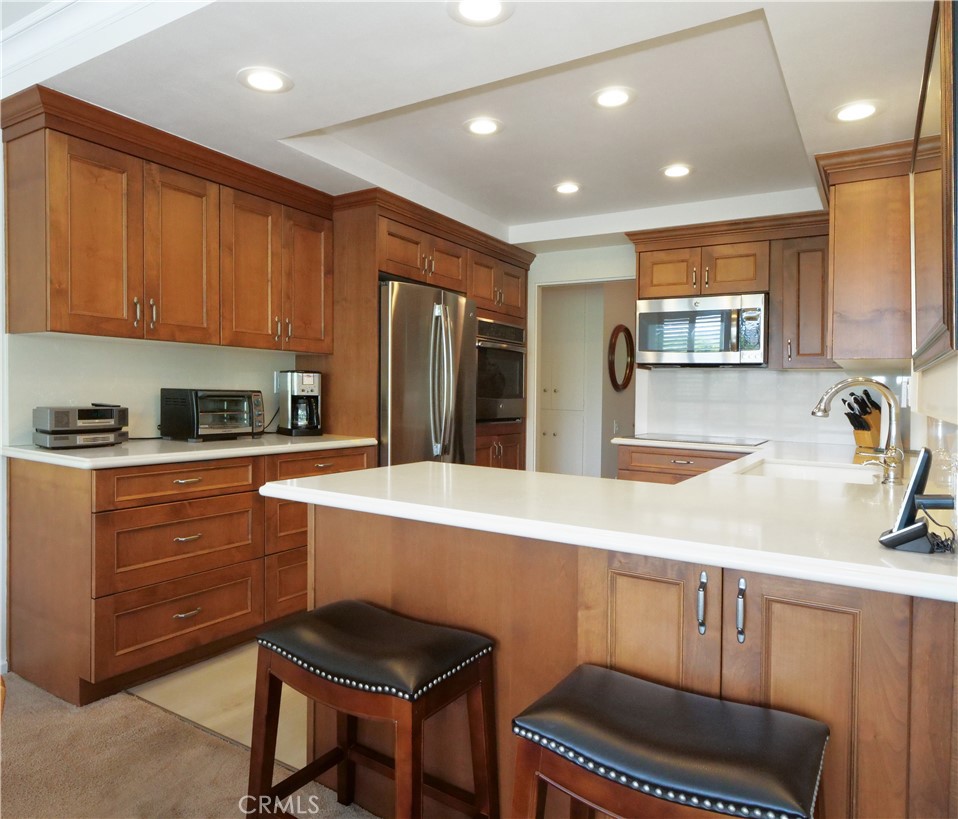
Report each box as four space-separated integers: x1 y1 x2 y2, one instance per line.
237 66 293 93
833 101 878 122
465 117 501 135
662 164 691 178
555 181 580 194
593 87 633 108
448 1 514 25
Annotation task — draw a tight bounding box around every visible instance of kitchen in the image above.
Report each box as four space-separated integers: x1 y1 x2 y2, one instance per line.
1 1 957 818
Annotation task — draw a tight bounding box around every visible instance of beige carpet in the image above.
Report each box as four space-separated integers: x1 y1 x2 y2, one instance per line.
0 673 374 819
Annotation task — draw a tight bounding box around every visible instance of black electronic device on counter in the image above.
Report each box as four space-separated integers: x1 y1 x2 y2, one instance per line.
878 448 954 553
33 404 129 449
160 388 264 442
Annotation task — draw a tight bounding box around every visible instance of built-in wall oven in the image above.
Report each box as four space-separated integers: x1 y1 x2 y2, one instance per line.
476 317 525 420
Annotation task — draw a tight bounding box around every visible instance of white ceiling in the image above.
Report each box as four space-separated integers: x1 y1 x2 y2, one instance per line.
0 1 935 252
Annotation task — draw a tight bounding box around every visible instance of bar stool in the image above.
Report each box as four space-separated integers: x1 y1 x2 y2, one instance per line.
247 600 499 818
512 665 828 819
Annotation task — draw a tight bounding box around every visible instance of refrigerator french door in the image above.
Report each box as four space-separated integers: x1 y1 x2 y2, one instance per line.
380 280 477 465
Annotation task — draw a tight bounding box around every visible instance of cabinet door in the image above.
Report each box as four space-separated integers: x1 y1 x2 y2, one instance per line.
144 163 220 344
721 571 912 819
47 132 144 338
377 217 427 281
282 207 333 353
475 435 498 467
467 250 500 310
497 433 523 469
428 235 467 292
265 547 307 621
221 187 283 349
701 241 770 294
498 262 527 317
637 247 701 298
830 176 911 359
780 235 834 368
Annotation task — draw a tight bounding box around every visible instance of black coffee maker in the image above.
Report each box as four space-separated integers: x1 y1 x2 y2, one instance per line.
278 370 322 436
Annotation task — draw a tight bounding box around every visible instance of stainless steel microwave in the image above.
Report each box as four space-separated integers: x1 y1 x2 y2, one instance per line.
160 388 265 441
635 293 767 366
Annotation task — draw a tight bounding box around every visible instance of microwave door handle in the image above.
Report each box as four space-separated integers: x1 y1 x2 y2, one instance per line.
730 308 740 353
430 304 443 457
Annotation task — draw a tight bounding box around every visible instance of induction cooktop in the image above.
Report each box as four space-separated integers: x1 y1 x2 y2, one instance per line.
631 433 767 447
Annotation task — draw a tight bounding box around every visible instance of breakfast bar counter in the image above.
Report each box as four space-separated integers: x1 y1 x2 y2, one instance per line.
260 446 957 818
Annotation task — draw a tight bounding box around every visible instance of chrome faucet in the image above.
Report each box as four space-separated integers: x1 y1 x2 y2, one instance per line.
811 377 903 484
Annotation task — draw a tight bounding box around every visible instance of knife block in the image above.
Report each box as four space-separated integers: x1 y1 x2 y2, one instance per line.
853 412 881 450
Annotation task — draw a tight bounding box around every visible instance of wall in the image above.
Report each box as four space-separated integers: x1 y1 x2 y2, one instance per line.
601 280 637 476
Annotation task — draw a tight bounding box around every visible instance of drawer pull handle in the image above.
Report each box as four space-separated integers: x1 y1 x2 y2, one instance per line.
173 607 202 620
736 578 747 643
697 571 708 635
173 533 203 543
314 463 332 469
671 459 694 465
173 477 203 485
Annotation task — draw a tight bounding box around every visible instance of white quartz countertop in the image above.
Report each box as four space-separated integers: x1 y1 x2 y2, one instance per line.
259 441 958 603
2 433 378 469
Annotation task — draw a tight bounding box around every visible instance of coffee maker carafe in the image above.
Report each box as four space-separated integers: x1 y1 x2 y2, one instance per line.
278 371 322 436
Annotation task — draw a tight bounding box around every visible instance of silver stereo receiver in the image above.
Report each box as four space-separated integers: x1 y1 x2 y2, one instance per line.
33 430 129 449
33 405 129 433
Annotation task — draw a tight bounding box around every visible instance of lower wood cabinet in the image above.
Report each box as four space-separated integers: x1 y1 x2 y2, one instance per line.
616 445 743 483
475 421 524 469
265 547 308 621
582 552 954 818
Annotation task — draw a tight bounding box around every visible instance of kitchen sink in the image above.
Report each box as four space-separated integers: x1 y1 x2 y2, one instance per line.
737 459 882 484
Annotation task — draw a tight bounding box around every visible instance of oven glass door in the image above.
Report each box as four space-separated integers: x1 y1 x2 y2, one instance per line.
197 394 251 433
476 341 525 419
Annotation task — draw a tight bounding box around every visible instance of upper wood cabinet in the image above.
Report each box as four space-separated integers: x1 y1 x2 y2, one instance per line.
221 189 333 353
775 235 836 369
468 250 527 317
637 241 770 299
377 217 467 292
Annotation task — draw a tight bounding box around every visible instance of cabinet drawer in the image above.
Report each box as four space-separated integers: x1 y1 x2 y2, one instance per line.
94 493 264 596
617 469 687 485
265 547 308 621
266 447 372 481
94 457 264 511
618 446 742 476
92 560 263 680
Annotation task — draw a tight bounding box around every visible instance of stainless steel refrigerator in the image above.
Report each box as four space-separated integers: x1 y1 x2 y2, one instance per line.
380 280 477 465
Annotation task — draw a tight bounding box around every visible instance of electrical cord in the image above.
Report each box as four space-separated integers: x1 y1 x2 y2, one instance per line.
922 509 956 553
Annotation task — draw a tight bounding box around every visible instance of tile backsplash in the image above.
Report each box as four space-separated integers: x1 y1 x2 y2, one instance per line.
642 368 907 446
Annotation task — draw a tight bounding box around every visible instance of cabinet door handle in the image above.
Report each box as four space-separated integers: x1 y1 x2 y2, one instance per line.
431 257 436 274
274 316 281 342
173 533 203 543
736 577 747 643
149 298 157 330
173 607 202 620
691 267 697 289
671 459 694 465
286 318 292 341
787 339 793 361
704 266 710 288
133 296 141 328
697 571 708 635
314 463 332 469
172 477 203 485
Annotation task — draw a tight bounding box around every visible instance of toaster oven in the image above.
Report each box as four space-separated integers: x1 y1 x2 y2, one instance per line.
160 389 265 442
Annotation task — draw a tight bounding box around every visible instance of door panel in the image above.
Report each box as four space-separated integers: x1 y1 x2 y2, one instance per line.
638 248 701 298
430 235 467 292
781 235 833 368
701 242 769 294
378 218 427 281
283 207 333 353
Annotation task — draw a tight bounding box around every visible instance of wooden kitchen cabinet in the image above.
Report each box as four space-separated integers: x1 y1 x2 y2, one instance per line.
468 250 527 317
282 206 334 353
775 235 836 369
616 445 743 483
637 241 769 299
584 553 953 818
475 421 524 470
377 217 468 292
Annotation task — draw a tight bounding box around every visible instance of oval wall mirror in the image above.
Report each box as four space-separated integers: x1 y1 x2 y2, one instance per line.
608 324 635 392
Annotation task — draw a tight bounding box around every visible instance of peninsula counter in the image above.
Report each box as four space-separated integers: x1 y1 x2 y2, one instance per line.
260 448 957 818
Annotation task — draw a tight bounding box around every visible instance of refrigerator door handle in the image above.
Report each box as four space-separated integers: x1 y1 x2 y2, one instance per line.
440 304 456 457
430 304 444 457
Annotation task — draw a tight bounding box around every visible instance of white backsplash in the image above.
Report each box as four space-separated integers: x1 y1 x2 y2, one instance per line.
643 368 906 446
3 334 296 445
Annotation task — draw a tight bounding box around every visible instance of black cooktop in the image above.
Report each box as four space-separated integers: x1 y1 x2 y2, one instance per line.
631 432 767 447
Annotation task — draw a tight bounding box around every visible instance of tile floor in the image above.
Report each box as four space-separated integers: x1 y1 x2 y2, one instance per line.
130 641 308 769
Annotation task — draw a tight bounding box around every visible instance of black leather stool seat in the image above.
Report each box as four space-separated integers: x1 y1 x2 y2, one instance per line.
512 665 828 819
257 600 494 701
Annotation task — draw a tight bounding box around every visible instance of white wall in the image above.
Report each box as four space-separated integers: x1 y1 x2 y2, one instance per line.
601 280 637 476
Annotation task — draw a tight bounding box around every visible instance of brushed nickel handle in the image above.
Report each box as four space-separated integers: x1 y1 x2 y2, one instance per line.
173 607 201 620
691 267 697 289
697 571 708 635
431 257 436 274
133 296 141 328
671 459 694 465
173 533 202 543
314 463 332 469
274 316 281 342
736 577 747 643
149 298 157 329
787 339 793 361
286 318 292 341
173 477 202 485
704 266 710 288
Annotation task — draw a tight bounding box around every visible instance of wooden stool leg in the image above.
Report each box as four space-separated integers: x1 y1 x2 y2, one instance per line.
512 738 547 819
394 709 424 818
466 656 500 818
248 647 284 801
336 712 357 805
